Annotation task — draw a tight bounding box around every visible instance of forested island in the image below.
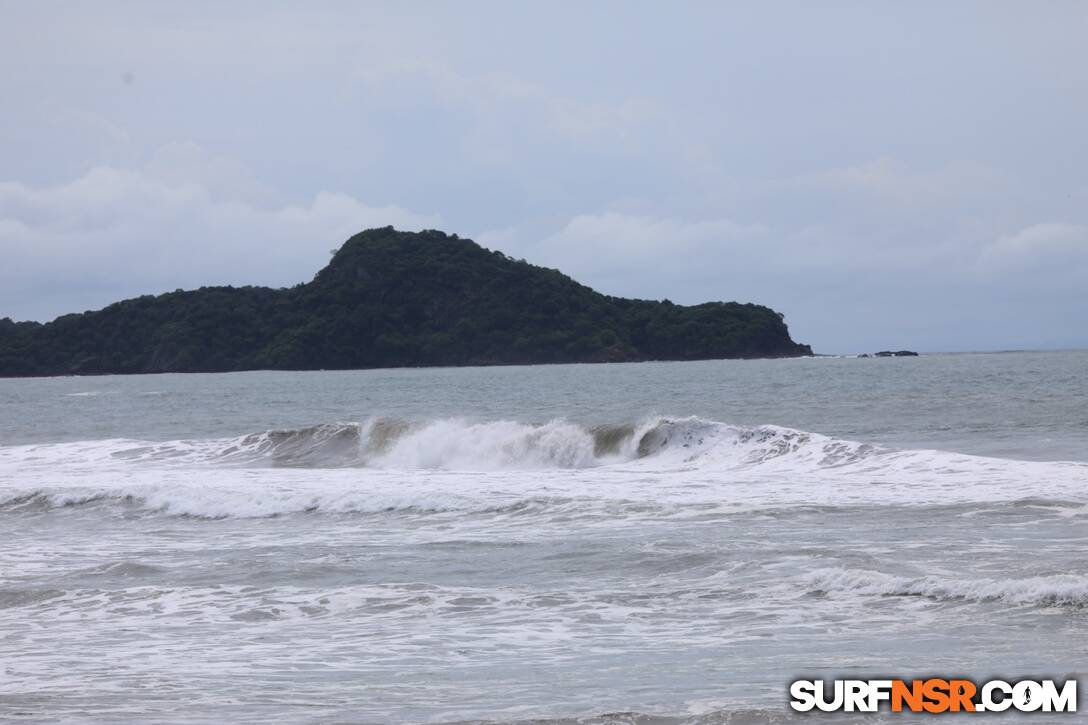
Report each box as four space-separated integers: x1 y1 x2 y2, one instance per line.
0 227 811 376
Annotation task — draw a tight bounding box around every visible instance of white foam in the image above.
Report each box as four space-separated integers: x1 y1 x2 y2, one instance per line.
373 419 600 470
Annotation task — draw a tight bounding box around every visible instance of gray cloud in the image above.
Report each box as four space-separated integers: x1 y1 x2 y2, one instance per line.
2 1 1086 352
0 149 438 321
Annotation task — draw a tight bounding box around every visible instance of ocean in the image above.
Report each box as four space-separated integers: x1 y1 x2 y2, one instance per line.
2 351 1086 723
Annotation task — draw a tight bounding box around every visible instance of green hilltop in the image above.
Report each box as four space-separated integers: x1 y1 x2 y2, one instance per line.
0 227 811 376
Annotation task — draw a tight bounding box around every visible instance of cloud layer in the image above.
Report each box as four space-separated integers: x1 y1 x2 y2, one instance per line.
0 145 437 321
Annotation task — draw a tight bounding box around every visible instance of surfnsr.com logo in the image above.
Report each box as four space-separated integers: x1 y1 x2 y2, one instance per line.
789 678 1077 713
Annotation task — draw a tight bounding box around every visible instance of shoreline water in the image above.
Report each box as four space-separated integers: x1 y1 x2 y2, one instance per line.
3 351 1086 723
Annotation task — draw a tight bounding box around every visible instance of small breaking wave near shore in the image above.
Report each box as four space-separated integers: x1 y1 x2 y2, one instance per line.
804 567 1088 609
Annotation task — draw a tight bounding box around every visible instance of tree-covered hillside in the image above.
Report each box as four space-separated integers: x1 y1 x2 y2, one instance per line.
0 227 811 376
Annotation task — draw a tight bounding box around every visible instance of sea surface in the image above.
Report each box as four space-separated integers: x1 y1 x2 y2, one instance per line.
1 351 1087 723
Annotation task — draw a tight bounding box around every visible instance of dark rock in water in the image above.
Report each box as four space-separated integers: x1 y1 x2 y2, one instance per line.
857 353 871 358
0 226 812 376
874 350 918 357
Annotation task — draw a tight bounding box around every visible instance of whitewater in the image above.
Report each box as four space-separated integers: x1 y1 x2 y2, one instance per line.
2 352 1087 723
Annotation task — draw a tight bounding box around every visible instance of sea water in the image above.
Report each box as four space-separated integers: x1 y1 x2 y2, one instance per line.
1 351 1086 723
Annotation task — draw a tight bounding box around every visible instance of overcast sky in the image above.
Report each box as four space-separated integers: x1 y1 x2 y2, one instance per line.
2 2 1086 352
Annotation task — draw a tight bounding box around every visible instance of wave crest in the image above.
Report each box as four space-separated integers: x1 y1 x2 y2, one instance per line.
97 416 883 472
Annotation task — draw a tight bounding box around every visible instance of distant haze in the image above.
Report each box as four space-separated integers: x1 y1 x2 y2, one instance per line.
2 1 1085 353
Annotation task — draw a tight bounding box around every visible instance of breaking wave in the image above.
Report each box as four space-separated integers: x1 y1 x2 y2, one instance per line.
3 417 1086 519
12 416 882 471
803 567 1088 609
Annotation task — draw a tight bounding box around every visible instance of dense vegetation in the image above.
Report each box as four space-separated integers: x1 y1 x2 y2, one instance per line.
0 227 811 376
